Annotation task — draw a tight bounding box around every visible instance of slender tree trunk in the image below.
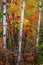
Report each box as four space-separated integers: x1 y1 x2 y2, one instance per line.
3 0 7 51
16 0 25 65
3 0 7 65
36 0 42 64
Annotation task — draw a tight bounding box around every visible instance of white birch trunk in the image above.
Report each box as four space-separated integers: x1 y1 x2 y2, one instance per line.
16 0 25 65
36 0 42 53
2 0 7 64
3 0 7 49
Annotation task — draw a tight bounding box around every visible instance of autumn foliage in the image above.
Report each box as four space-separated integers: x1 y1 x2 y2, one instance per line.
0 0 42 65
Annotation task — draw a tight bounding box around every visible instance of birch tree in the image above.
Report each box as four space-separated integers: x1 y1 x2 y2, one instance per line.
3 0 7 49
36 0 42 53
36 1 42 64
3 0 7 64
16 0 25 65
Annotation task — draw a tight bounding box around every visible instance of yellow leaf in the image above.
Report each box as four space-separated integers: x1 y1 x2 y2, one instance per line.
23 19 30 25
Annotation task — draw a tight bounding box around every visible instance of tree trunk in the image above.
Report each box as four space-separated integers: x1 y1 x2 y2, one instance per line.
36 0 42 65
16 0 25 65
3 0 7 65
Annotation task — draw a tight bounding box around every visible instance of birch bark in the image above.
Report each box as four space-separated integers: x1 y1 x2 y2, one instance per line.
3 0 7 49
3 0 7 65
36 0 42 53
16 0 25 65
